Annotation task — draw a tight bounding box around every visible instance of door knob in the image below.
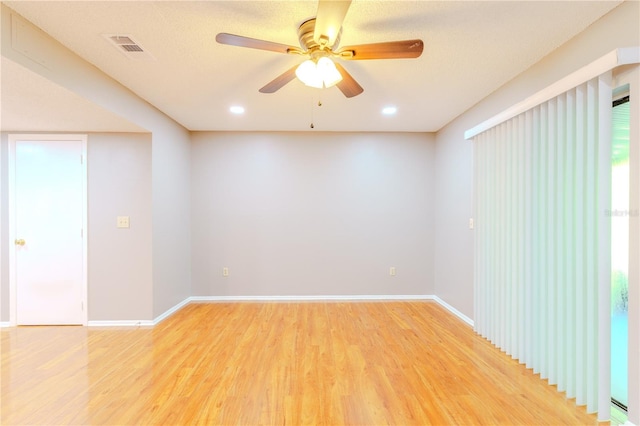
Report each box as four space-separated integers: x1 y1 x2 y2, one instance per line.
15 239 25 246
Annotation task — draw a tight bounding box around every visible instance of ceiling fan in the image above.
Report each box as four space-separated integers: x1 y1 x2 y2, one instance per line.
216 0 424 98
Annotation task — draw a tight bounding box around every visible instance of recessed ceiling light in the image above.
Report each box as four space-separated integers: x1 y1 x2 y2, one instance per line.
230 106 245 114
382 106 397 115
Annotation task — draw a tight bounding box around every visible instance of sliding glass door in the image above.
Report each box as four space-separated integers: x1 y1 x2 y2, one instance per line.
611 92 630 410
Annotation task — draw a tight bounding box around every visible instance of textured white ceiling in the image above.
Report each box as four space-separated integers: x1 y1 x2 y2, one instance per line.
2 0 623 132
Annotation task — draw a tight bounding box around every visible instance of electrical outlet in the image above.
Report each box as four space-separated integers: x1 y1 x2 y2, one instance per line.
389 267 396 276
222 267 229 277
469 218 474 229
117 216 130 228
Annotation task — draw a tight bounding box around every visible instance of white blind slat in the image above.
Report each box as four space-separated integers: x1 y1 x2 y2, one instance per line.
565 87 577 399
597 72 613 421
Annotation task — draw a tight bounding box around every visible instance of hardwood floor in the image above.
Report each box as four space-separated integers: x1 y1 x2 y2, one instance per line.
1 302 601 425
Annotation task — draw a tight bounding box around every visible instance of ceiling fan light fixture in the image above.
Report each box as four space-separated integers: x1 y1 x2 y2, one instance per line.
317 57 342 88
296 57 343 89
296 59 323 88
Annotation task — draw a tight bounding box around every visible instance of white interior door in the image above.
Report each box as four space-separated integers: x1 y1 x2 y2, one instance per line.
9 135 87 325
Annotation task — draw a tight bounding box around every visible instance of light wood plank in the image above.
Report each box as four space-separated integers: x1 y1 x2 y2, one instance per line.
1 302 601 425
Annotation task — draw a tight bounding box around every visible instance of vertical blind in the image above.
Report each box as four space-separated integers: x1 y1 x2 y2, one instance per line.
473 73 612 419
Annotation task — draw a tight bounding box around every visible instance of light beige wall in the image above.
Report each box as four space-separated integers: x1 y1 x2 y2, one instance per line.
152 123 191 317
191 131 435 297
88 133 153 321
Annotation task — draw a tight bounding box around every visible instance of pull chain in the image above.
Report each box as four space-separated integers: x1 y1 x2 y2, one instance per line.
310 93 315 128
310 92 323 129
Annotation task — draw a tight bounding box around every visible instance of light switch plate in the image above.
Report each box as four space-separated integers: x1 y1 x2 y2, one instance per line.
117 216 130 228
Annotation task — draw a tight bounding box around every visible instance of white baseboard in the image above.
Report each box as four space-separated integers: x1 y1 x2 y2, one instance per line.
87 297 191 327
624 421 637 426
0 321 12 328
431 296 474 327
88 320 154 327
153 297 191 325
190 294 435 302
80 294 474 329
189 294 474 327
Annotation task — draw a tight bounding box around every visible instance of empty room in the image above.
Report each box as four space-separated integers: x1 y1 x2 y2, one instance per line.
1 1 639 424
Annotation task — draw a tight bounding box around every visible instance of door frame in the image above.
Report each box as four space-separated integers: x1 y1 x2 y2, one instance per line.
8 134 88 326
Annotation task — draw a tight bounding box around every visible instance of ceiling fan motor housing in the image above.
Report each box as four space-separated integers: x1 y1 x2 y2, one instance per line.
298 18 342 53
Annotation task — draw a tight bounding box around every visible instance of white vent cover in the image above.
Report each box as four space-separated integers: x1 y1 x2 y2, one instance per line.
103 34 155 60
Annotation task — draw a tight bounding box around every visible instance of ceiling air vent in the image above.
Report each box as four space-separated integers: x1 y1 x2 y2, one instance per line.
103 34 155 60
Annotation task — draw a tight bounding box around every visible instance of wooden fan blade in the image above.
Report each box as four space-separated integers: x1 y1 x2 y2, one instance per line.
333 63 363 98
216 33 302 55
338 39 424 60
259 65 299 93
314 0 351 47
